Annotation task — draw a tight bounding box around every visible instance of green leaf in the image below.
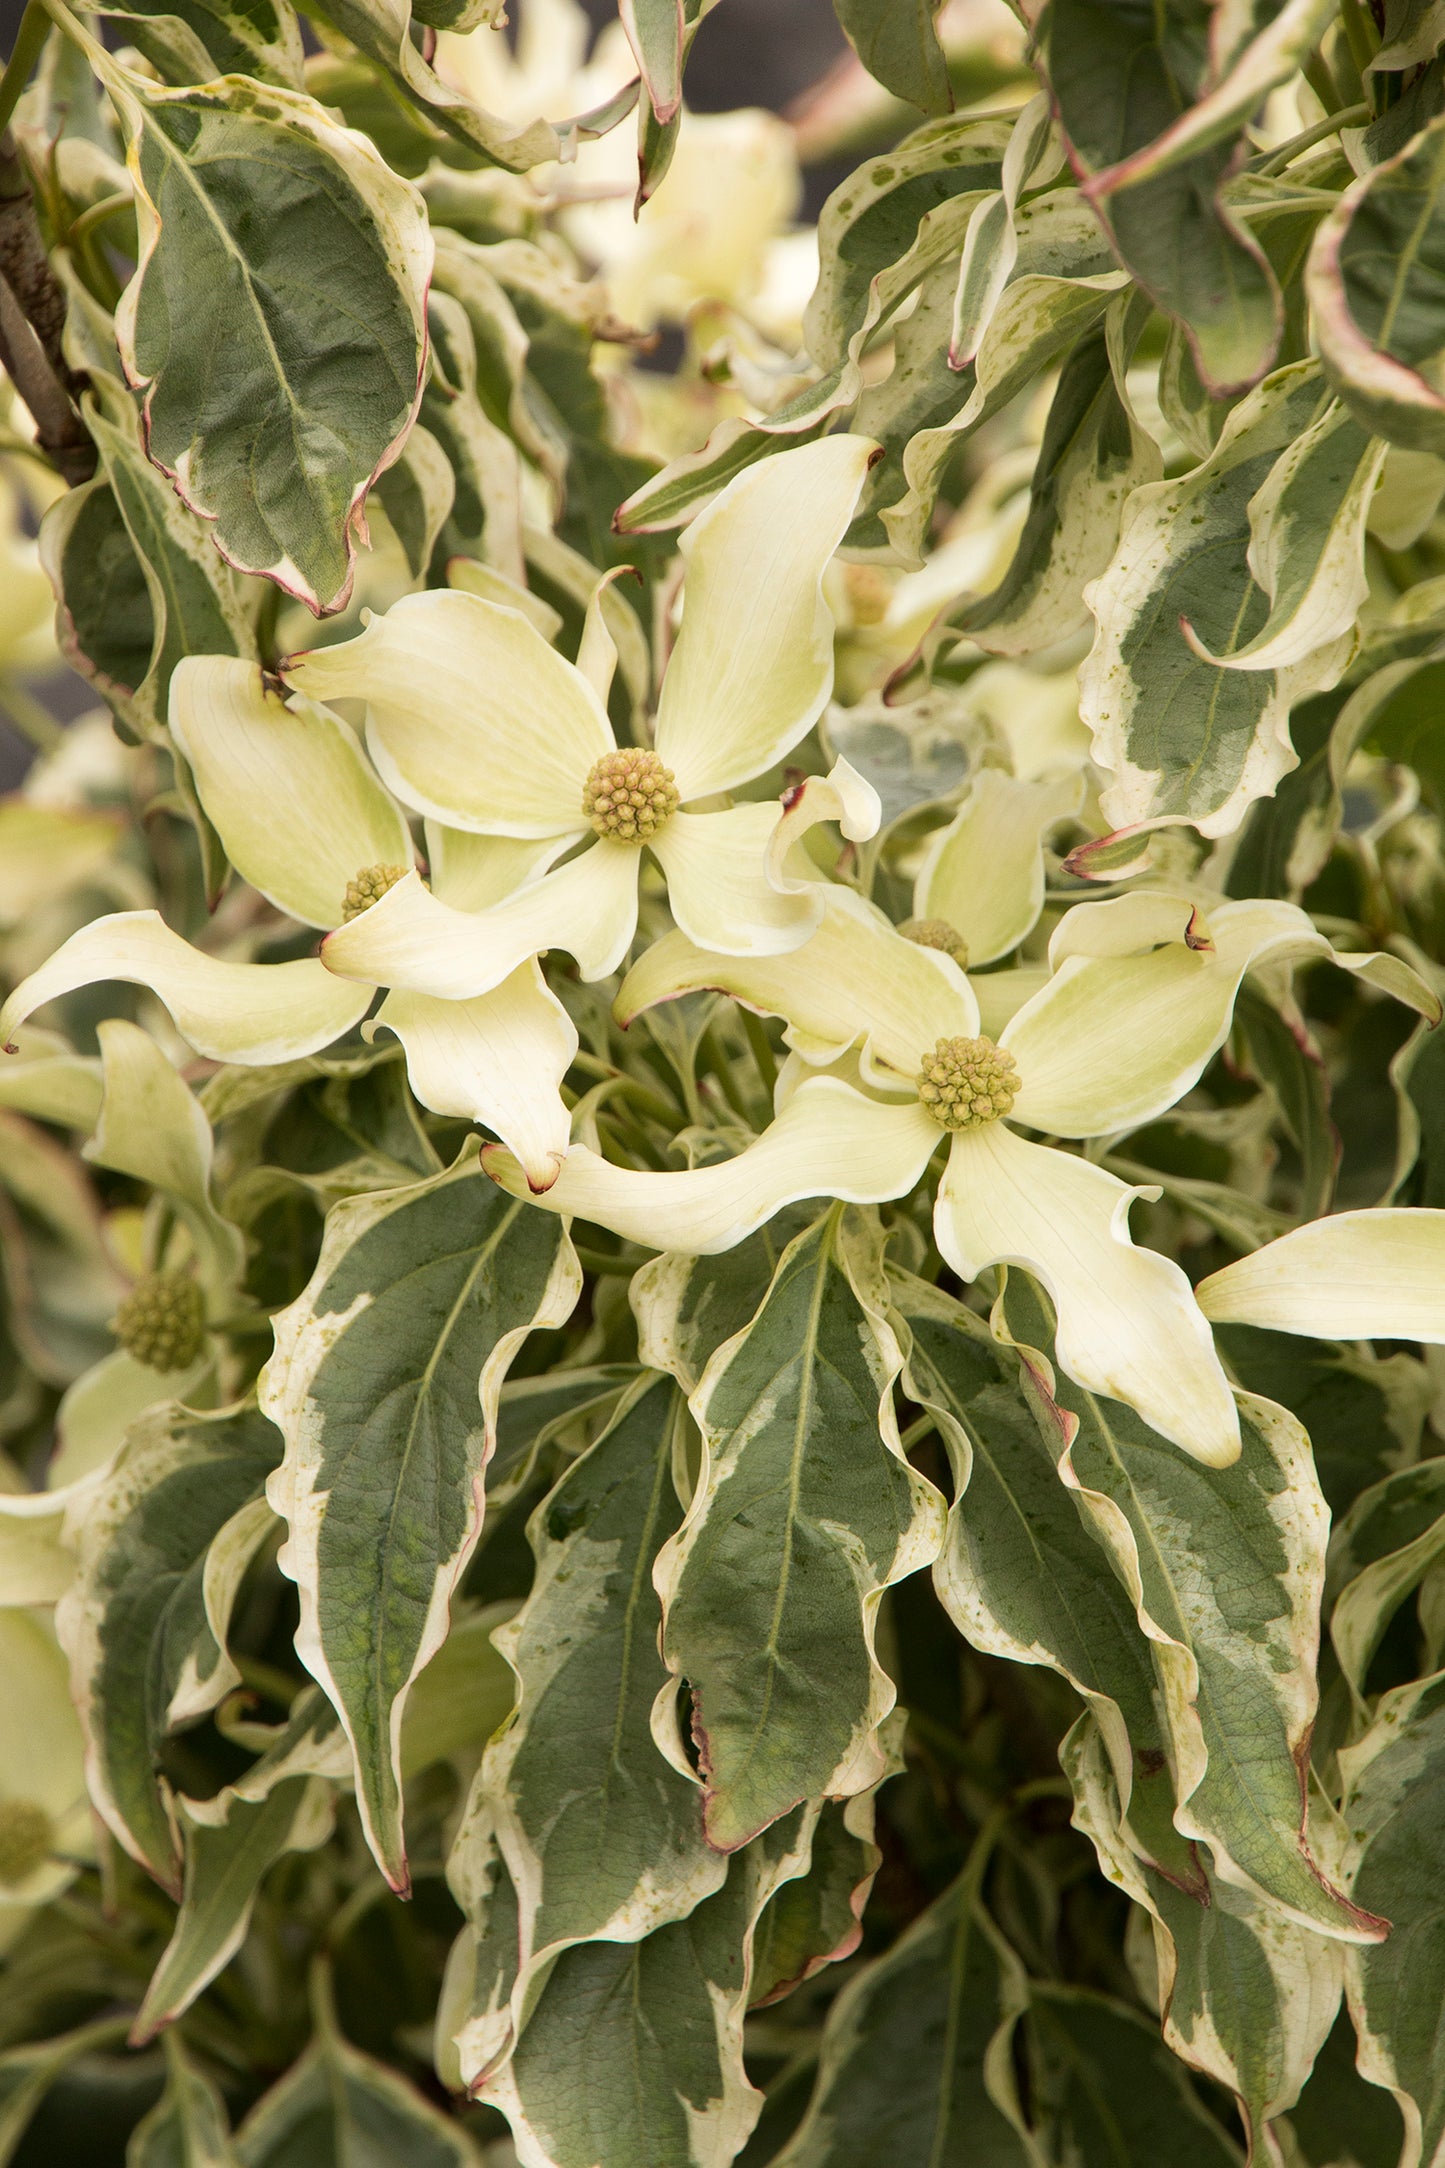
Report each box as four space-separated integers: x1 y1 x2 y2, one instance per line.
482 1811 819 2168
1308 115 1445 456
95 0 303 87
748 1776 891 2008
954 300 1162 657
1328 1461 1445 1706
997 1274 1385 1945
631 1210 824 1394
1028 1985 1244 2165
620 0 685 125
1065 1709 1343 2152
653 1209 944 1851
830 0 952 116
446 1374 724 2089
771 1869 1035 2166
235 1967 481 2167
1215 1324 1431 1519
126 2033 239 2166
54 1400 283 1891
105 64 431 615
133 1694 346 2038
1080 363 1354 842
896 1271 1199 1890
261 1144 581 1891
1232 985 1339 1222
0 2018 132 2165
1337 1669 1445 2160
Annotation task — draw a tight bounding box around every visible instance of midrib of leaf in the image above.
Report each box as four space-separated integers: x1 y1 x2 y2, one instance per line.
714 1229 833 1804
361 1203 520 1759
1375 137 1445 352
600 1395 674 1838
928 1900 973 2168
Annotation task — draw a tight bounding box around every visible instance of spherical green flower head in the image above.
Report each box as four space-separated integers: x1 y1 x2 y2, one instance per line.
112 1270 206 1372
342 862 409 922
917 1034 1020 1131
0 1799 54 1886
582 749 680 844
899 916 969 969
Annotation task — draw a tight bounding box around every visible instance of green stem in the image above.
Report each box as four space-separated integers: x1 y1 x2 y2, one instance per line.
1337 0 1378 90
699 1024 751 1121
67 189 133 247
1256 99 1368 172
1302 47 1344 113
742 1009 777 1097
0 0 49 139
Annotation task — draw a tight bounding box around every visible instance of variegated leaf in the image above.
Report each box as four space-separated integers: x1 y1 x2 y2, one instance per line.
772 1867 1035 2166
448 1373 723 2079
1065 1709 1343 2156
1080 363 1355 845
133 1690 348 2040
831 0 951 114
654 1209 945 1851
954 299 1162 657
127 2033 239 2166
480 1809 819 2168
748 1769 892 2008
1308 115 1445 458
997 1275 1384 1945
55 1400 283 1892
103 59 432 615
1336 1669 1445 2166
95 0 303 87
1328 1462 1445 1710
1028 1985 1244 2164
261 1144 581 1892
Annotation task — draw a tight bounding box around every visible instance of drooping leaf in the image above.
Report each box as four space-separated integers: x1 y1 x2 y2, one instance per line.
261 1143 581 1891
447 1373 723 2084
830 0 952 116
1308 115 1445 457
1080 363 1355 844
997 1274 1385 1945
481 1810 819 2168
771 1867 1035 2167
1216 1323 1431 1518
126 2032 239 2167
94 0 303 88
1337 1668 1445 2161
654 1209 944 1851
54 1400 283 1892
748 1772 892 2008
105 61 432 615
1027 1984 1244 2165
1328 1461 1445 1707
0 2019 133 2165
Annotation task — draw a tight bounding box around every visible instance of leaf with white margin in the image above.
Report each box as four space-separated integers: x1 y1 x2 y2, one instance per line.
479 1807 819 2168
771 1865 1035 2167
0 2020 134 2166
630 1208 824 1395
1064 1708 1343 2158
996 1273 1386 1945
1308 116 1445 460
913 769 1082 966
103 56 432 616
0 913 373 1069
132 1693 346 2040
168 657 413 934
1182 400 1386 674
831 0 950 115
1198 1210 1445 1345
1028 1984 1244 2165
260 1142 581 1892
127 2033 239 2168
953 303 1163 658
1080 363 1354 842
1336 1671 1445 2161
896 1271 1201 1890
235 1963 480 2168
654 1208 944 1851
85 1018 245 1295
1328 1461 1445 1710
448 1373 725 2069
749 1754 897 2008
55 1400 283 1891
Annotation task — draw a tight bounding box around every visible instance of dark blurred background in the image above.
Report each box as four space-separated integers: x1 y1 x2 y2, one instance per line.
0 0 848 788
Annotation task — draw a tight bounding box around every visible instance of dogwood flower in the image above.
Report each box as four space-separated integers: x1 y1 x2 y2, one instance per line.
0 660 578 1191
486 888 1436 1464
1196 1210 1445 1345
288 435 880 1008
0 1610 93 1950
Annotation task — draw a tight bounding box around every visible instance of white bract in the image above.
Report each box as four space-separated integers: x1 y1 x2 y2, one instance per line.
487 887 1436 1465
0 438 878 1193
0 1610 93 1948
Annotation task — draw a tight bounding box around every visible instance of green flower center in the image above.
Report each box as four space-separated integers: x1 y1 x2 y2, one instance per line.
900 916 969 969
112 1270 206 1373
916 1034 1019 1132
0 1800 55 1885
582 749 680 844
342 862 409 922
